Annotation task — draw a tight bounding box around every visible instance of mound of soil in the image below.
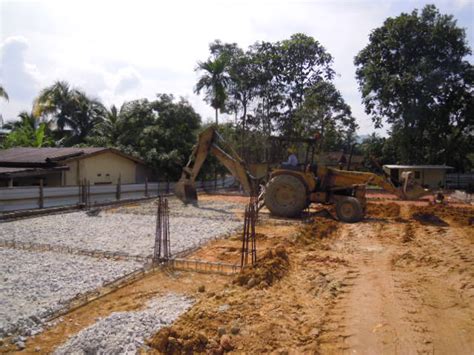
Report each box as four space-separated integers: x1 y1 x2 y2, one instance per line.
366 202 401 218
234 246 290 288
410 205 474 226
298 218 339 245
148 326 209 353
412 212 449 226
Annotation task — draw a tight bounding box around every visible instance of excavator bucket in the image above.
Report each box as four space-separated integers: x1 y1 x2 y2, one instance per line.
175 177 198 203
400 171 429 200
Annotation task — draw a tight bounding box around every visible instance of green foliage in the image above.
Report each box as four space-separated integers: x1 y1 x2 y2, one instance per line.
198 34 338 138
359 133 398 172
33 81 106 145
88 94 201 180
87 105 123 147
355 5 473 170
293 81 357 152
2 112 54 148
195 55 230 125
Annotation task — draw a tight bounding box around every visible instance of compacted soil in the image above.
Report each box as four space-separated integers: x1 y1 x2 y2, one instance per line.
3 195 473 354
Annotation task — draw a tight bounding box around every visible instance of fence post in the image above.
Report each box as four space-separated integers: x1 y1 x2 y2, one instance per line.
38 179 44 209
116 175 121 201
214 168 217 191
166 179 170 194
145 177 149 197
87 180 91 208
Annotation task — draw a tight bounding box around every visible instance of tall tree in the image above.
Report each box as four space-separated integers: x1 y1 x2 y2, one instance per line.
354 5 473 169
33 81 106 145
33 81 76 130
195 56 230 125
0 85 8 101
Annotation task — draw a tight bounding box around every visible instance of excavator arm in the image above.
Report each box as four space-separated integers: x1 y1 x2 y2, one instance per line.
321 167 428 200
175 126 256 203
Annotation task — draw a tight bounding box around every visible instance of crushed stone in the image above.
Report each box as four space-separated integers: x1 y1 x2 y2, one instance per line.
0 248 141 338
54 294 193 354
0 200 242 258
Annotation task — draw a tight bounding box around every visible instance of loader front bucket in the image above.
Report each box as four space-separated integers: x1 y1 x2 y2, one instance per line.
175 178 198 203
400 171 429 200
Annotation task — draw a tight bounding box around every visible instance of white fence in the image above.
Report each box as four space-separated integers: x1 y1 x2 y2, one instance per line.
0 177 236 212
446 173 474 189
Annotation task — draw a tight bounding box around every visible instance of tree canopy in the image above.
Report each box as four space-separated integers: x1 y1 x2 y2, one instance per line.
195 56 230 125
88 94 201 179
354 4 473 169
33 81 107 145
196 34 354 161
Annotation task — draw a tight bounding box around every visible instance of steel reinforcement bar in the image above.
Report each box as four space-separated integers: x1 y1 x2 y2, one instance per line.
170 258 239 275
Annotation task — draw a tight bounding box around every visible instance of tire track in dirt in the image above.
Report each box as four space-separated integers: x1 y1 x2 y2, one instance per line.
392 219 474 354
319 221 433 354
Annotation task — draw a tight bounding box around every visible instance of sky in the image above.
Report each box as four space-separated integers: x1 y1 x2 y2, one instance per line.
0 0 473 136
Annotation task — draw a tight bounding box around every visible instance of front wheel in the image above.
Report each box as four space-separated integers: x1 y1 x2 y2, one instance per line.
335 197 363 223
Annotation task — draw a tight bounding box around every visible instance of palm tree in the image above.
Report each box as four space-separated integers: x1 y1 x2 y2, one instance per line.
33 81 105 145
68 91 106 144
195 56 229 125
33 81 76 130
90 105 123 144
0 85 8 101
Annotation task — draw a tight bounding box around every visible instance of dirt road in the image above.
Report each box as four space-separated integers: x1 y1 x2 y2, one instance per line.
319 203 474 354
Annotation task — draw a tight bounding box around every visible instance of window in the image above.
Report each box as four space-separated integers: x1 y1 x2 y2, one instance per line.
97 173 102 177
106 173 110 177
414 171 421 179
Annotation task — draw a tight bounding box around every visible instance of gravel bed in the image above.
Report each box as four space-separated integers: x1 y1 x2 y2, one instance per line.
112 197 245 219
0 248 141 339
0 213 241 258
54 294 193 354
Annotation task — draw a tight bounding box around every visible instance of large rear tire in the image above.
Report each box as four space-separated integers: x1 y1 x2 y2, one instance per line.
335 197 363 223
264 175 307 217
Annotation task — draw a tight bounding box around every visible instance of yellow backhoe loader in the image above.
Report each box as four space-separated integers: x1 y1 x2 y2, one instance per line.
175 127 428 222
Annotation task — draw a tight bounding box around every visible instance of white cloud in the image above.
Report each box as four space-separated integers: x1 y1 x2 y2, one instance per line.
0 36 42 102
114 67 142 94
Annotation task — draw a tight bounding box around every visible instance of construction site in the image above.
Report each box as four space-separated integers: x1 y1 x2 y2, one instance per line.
0 125 473 354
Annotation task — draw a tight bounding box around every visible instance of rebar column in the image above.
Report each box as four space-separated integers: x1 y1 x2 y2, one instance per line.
240 200 257 269
153 196 171 263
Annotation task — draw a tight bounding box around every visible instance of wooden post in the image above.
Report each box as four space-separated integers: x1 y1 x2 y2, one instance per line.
166 179 170 194
39 179 44 209
145 177 149 197
8 178 13 188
